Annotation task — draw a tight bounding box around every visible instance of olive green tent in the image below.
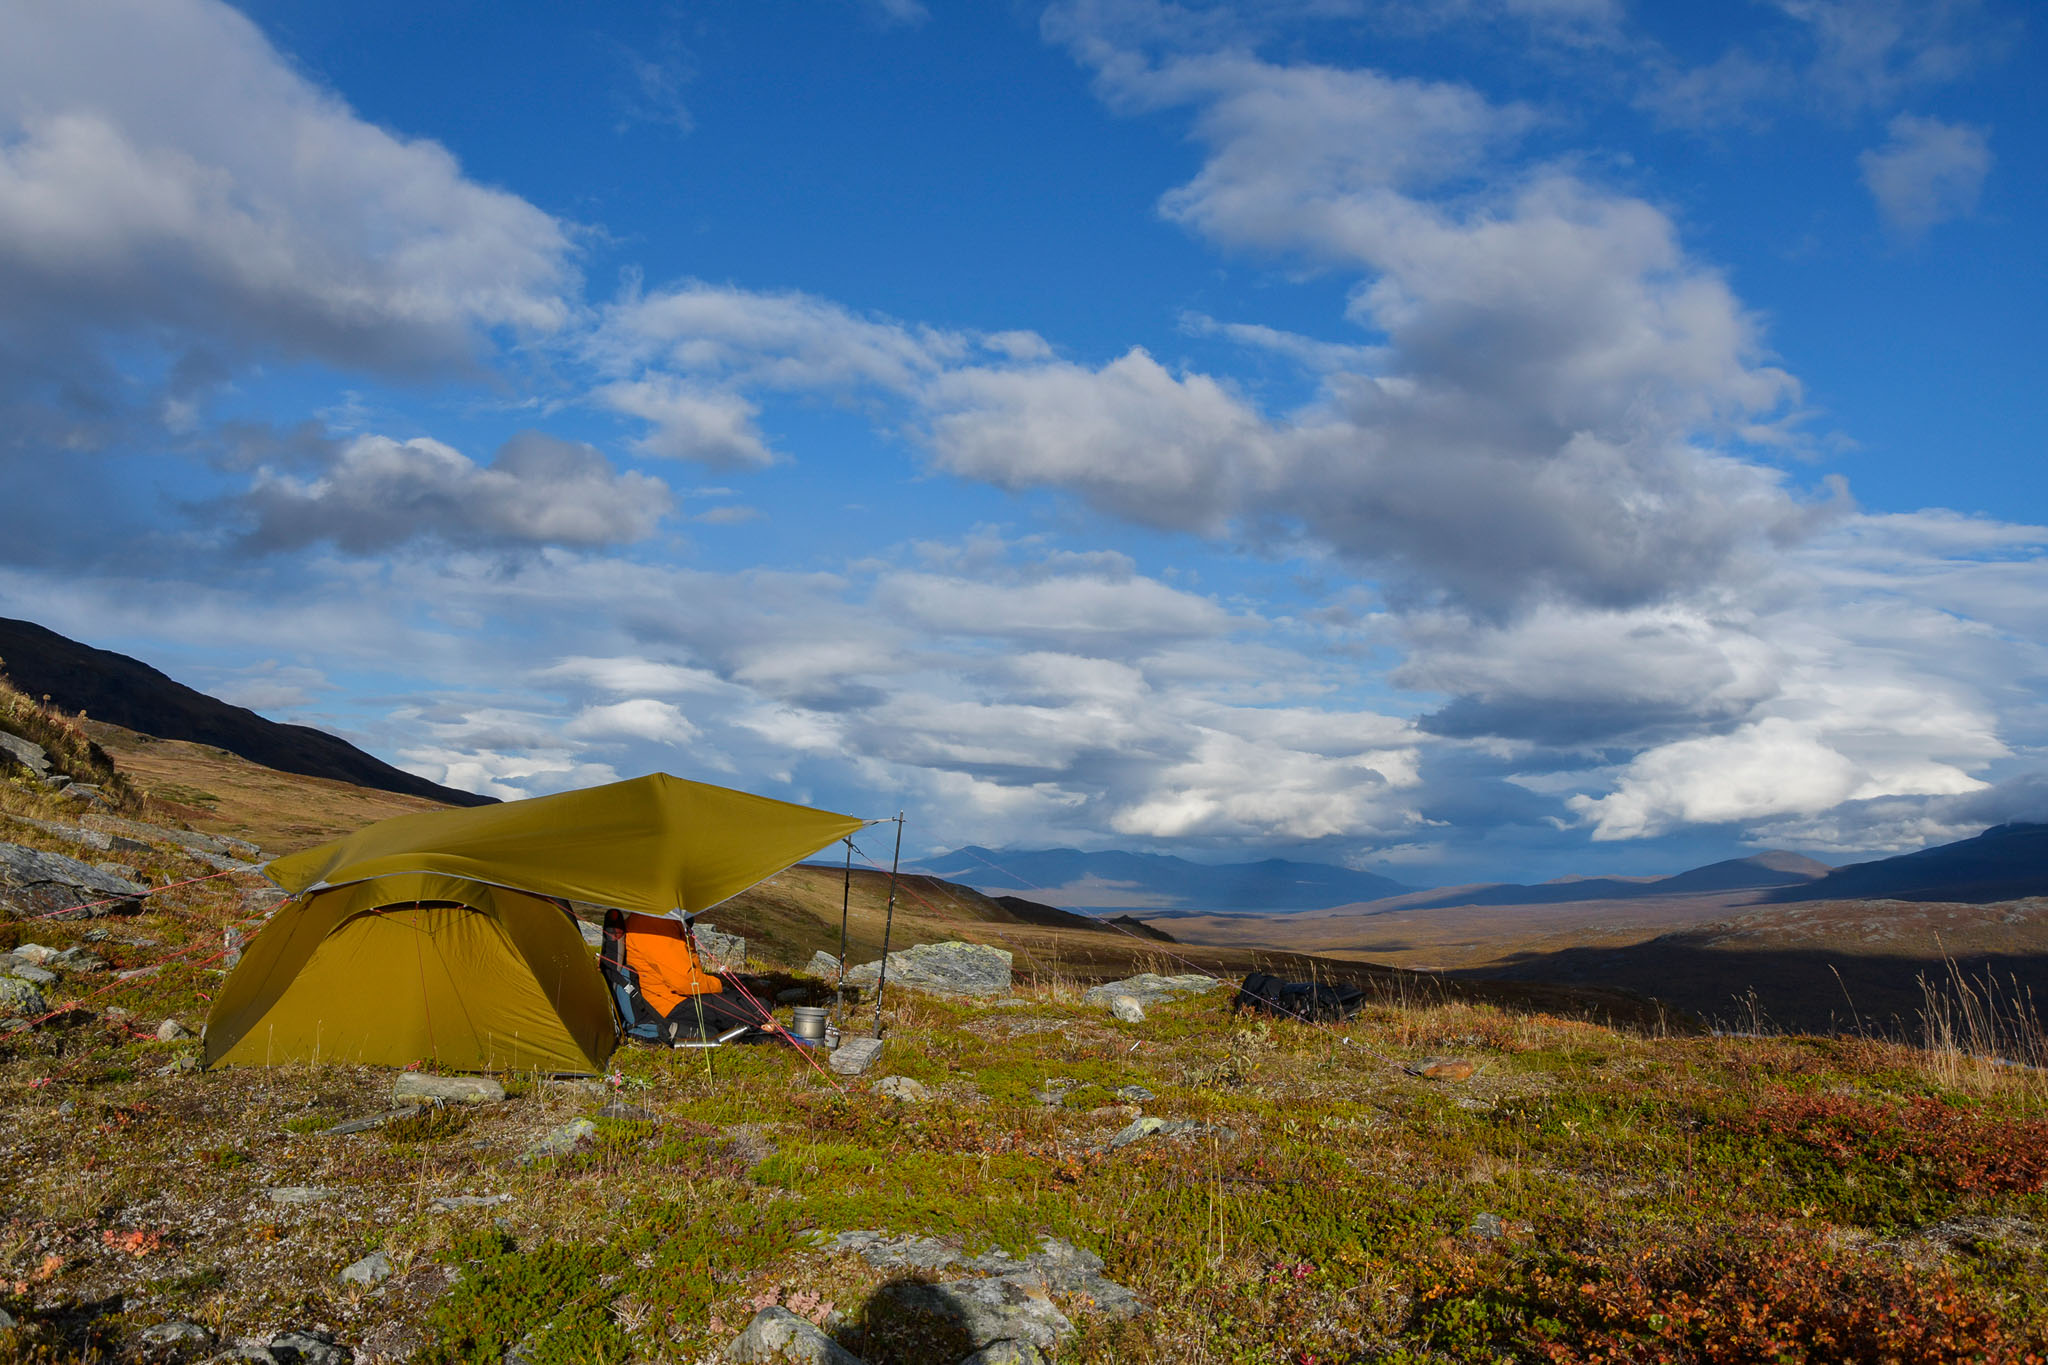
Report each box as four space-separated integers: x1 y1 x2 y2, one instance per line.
204 774 866 1073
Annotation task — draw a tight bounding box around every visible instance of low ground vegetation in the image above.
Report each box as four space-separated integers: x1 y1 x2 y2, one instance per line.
4 682 2045 1362
3 859 2045 1363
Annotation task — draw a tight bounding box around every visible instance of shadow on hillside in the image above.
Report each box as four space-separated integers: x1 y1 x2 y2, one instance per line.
1212 957 1700 1036
840 1277 979 1365
1463 941 2048 1038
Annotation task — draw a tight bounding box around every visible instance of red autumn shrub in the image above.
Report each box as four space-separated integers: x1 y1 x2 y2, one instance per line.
1416 1222 2042 1364
1723 1091 2048 1196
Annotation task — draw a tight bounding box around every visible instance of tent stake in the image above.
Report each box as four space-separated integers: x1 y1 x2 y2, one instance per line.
872 813 903 1039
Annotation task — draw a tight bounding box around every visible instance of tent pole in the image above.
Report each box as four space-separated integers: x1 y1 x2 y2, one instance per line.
834 837 854 1024
872 813 903 1039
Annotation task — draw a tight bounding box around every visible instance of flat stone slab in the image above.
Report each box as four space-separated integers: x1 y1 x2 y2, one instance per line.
829 1036 884 1076
264 1186 337 1205
1080 974 1220 1009
394 1073 506 1104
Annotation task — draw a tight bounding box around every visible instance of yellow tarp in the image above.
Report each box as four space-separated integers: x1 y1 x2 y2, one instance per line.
205 874 616 1073
265 772 867 916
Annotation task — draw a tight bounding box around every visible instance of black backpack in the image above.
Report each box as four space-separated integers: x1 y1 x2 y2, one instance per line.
1233 971 1368 1024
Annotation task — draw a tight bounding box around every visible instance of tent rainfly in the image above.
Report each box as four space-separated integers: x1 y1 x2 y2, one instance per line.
204 773 867 1073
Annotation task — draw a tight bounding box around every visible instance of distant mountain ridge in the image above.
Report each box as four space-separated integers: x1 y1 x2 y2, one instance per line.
1774 822 2048 904
1378 851 1834 913
0 616 495 808
909 845 1413 911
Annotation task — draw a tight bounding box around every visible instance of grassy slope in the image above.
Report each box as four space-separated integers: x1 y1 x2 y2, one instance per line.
3 705 2046 1362
79 719 452 853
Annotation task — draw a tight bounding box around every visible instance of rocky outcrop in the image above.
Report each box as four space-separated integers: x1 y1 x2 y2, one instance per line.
0 840 148 919
84 814 261 861
837 941 1012 997
2 813 152 857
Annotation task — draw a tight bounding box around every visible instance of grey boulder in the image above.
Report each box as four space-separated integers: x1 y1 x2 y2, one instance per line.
839 941 1011 997
726 1306 866 1365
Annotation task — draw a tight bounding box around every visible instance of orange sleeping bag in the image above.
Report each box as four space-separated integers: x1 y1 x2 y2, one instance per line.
618 912 724 1017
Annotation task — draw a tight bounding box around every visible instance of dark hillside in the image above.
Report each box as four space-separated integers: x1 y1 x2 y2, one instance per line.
1775 823 2048 904
912 845 1411 910
0 616 493 808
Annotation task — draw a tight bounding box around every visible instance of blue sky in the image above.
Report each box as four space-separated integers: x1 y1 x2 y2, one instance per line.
1 0 2043 884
